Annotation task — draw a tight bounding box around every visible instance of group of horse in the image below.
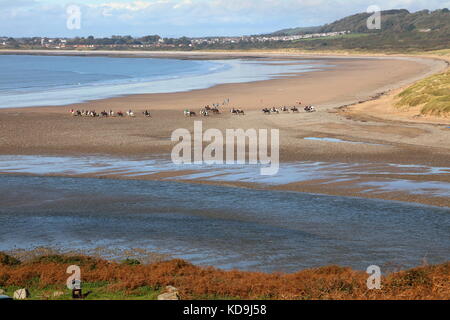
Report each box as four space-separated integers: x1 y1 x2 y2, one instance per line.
183 99 232 117
70 100 315 119
184 106 245 117
184 105 224 117
262 105 316 115
70 109 152 118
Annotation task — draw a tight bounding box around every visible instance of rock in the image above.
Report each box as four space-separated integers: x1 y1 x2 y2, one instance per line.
13 288 30 300
165 285 178 293
157 286 180 300
52 291 65 298
157 292 180 300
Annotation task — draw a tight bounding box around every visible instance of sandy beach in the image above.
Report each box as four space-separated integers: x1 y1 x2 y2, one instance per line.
0 51 449 206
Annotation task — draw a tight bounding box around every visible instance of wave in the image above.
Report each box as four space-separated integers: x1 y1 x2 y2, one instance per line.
0 55 327 108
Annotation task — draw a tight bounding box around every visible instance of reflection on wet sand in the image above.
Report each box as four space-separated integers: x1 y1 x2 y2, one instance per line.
0 155 449 206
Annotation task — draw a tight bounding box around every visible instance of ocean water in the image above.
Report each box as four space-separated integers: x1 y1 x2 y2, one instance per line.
0 175 448 273
0 55 329 108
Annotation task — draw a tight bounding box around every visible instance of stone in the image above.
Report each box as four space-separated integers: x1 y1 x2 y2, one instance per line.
165 285 178 293
13 288 30 300
157 292 180 300
52 291 65 298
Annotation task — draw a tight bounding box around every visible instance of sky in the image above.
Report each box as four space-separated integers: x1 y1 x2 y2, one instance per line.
1 0 450 38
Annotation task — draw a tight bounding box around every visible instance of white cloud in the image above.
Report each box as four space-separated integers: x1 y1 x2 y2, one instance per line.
1 0 449 37
88 1 156 11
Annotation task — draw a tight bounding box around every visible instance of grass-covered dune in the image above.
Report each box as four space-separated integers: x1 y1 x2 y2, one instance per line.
396 69 450 116
0 252 449 300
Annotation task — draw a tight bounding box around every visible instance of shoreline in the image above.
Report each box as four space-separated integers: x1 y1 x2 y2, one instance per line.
0 55 339 109
1 48 439 59
0 51 446 113
0 52 449 208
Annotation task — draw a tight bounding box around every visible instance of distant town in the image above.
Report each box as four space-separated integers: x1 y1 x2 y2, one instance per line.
0 31 350 50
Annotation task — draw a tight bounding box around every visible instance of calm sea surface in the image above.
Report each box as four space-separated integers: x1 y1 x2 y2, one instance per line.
0 175 448 272
0 55 329 108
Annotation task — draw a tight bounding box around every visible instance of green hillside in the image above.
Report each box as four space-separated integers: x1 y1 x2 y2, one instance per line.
269 9 450 35
261 9 450 52
319 9 450 34
262 26 321 36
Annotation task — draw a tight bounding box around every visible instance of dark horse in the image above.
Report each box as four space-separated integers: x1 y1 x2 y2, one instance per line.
304 106 316 113
231 108 245 115
184 110 196 117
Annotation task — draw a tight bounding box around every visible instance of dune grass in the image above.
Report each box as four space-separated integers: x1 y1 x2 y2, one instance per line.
396 70 450 116
1 252 449 300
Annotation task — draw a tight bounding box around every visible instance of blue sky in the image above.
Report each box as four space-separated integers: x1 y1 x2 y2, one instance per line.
1 0 449 38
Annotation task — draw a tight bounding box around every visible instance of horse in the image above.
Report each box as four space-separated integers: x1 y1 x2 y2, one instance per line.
281 106 289 113
143 110 151 117
184 110 196 117
291 106 299 113
304 106 316 113
200 109 209 117
262 108 271 115
100 111 108 117
127 110 135 117
117 111 124 117
70 109 82 116
270 107 279 114
231 109 245 115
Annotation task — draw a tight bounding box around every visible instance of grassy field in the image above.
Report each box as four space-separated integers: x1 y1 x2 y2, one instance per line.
395 69 450 116
1 252 449 300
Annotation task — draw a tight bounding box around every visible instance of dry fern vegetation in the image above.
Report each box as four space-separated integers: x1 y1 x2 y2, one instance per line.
0 252 449 300
395 70 450 116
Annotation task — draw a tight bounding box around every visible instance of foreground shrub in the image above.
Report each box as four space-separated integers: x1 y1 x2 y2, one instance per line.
0 253 448 300
0 252 21 266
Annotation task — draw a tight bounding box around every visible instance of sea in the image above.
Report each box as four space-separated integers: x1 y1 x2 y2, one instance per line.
0 54 329 108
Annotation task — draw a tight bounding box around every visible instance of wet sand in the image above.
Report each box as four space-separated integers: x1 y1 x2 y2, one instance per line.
0 52 449 206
